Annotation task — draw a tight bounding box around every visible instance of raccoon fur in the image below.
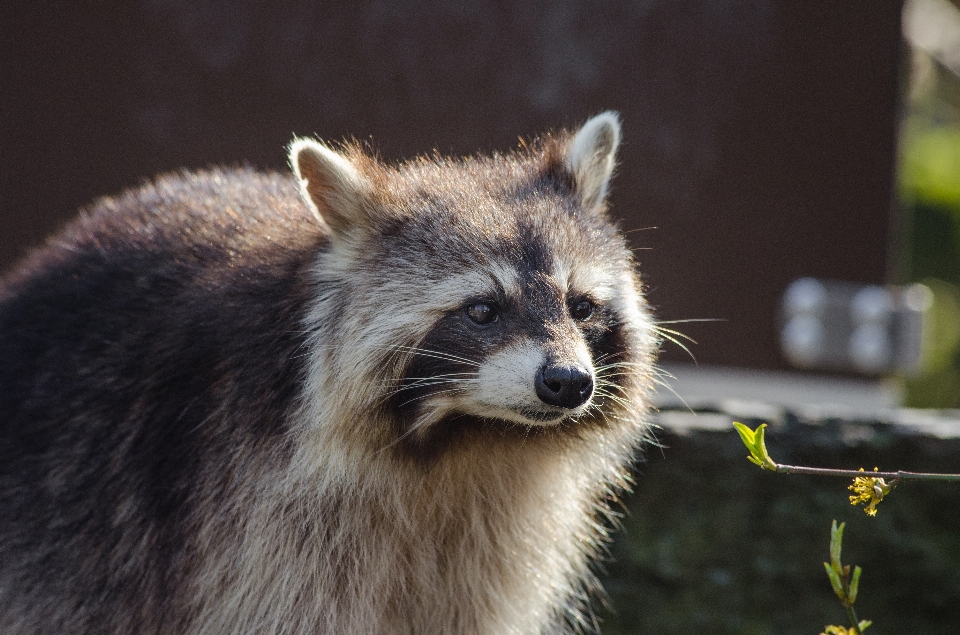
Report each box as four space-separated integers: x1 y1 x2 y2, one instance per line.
0 112 657 635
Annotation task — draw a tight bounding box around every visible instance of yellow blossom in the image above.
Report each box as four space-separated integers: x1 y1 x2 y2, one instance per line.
821 620 872 634
848 468 893 516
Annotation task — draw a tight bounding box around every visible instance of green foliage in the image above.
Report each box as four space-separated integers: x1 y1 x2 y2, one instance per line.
824 521 860 608
732 422 776 471
901 124 960 210
902 277 960 408
900 113 960 407
822 521 870 635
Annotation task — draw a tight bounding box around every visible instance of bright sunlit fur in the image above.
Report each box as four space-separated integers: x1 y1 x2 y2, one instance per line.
0 112 657 635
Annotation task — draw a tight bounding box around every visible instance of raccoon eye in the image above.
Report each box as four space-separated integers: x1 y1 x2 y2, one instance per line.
570 299 594 321
465 302 498 325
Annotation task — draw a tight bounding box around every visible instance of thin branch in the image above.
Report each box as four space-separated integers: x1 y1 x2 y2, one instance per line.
846 606 863 635
772 464 960 482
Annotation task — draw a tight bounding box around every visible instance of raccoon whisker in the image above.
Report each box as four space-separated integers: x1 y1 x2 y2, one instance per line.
594 370 633 380
386 374 479 388
590 389 626 408
400 407 462 442
652 330 698 362
379 383 478 398
596 383 645 402
621 225 659 234
645 426 670 460
293 340 343 349
371 371 473 406
598 360 649 368
386 379 469 395
399 371 478 379
367 408 451 458
597 362 651 373
389 345 481 368
593 369 645 386
286 335 316 359
592 388 627 403
368 416 441 457
648 375 694 413
592 391 633 412
389 379 478 395
652 318 722 326
396 387 469 409
186 410 219 436
395 350 482 369
375 380 476 404
647 376 671 390
593 351 628 365
651 325 698 344
171 396 208 435
592 386 622 400
383 372 478 385
514 422 534 448
593 382 642 409
593 374 619 387
650 364 678 380
594 360 651 370
648 366 686 394
574 401 607 424
596 377 632 388
600 372 646 390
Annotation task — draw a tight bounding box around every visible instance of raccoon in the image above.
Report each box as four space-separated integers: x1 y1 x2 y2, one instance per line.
0 112 657 635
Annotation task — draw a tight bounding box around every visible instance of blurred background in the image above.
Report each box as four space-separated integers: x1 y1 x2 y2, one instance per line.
0 0 904 377
3 1 960 633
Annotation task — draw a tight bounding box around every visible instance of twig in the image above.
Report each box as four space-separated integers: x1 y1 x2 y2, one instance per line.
772 465 960 481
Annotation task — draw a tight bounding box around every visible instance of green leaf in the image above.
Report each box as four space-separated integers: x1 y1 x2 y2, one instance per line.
830 521 845 569
732 422 777 470
859 619 872 632
848 565 862 605
733 421 757 449
824 562 844 599
753 424 777 470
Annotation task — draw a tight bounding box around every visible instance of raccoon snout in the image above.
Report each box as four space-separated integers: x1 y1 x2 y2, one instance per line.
535 363 593 409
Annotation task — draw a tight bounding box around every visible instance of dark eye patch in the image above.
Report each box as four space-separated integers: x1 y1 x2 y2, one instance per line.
388 309 503 461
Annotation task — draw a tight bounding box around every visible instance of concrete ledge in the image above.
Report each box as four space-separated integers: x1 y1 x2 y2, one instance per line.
653 362 901 410
653 403 960 439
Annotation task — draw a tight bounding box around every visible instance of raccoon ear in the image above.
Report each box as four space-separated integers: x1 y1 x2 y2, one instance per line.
289 138 372 236
565 111 621 211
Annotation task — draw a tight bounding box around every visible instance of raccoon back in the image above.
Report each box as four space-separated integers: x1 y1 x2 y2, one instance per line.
0 168 319 634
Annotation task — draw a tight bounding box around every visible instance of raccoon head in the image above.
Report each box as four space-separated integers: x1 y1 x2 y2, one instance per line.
291 112 654 454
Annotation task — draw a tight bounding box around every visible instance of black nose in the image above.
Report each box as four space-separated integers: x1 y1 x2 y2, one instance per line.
535 364 594 409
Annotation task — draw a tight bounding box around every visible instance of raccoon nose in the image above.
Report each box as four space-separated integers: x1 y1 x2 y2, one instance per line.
535 364 594 409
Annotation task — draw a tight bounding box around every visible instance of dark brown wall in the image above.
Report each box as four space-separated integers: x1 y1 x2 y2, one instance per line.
0 1 904 369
